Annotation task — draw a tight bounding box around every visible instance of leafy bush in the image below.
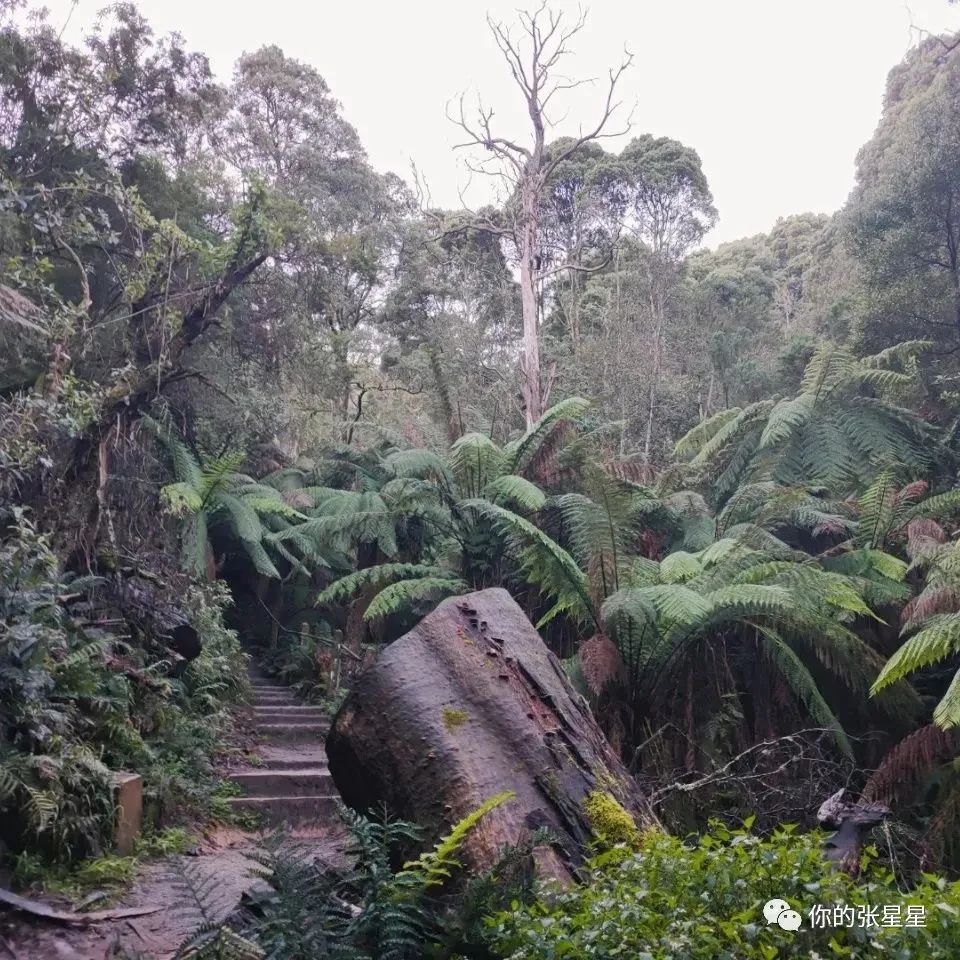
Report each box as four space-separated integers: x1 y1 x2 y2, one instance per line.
0 510 119 862
0 509 248 871
485 823 960 959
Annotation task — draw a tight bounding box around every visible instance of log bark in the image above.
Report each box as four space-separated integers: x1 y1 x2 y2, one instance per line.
111 575 201 662
326 587 657 882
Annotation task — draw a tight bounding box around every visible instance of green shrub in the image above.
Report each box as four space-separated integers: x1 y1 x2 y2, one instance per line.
0 510 248 871
486 822 960 960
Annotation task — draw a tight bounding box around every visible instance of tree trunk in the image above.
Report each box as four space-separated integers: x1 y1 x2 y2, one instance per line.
642 274 665 465
519 180 543 427
326 588 657 883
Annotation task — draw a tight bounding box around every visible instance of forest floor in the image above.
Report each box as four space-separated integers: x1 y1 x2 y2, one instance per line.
0 672 345 960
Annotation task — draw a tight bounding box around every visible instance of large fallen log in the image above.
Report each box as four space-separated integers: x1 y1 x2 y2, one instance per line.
326 587 657 882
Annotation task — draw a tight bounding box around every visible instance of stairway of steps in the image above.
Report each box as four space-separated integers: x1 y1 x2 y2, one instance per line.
226 671 341 828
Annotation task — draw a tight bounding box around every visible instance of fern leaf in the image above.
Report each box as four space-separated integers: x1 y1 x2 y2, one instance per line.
484 475 547 512
872 613 960 694
363 577 466 621
317 564 451 607
399 792 514 887
674 407 742 458
758 394 814 450
861 724 956 804
505 397 590 477
756 626 853 757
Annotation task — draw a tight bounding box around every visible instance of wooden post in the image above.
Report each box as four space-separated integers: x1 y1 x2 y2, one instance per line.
113 772 143 856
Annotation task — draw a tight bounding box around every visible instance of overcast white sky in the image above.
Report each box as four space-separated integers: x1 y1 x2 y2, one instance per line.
35 0 960 246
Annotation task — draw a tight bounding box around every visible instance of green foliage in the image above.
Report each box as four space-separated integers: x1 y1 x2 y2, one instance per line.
202 796 510 960
674 342 934 503
870 489 960 732
399 791 513 887
146 418 310 580
0 511 248 869
173 858 265 960
311 400 593 632
486 823 960 959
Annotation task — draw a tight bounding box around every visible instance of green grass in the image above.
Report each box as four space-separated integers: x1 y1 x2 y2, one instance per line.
12 827 195 900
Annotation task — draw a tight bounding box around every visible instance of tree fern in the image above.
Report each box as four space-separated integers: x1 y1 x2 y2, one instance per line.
673 407 742 459
873 615 960 698
317 564 453 607
465 499 595 628
147 419 311 580
363 577 467 621
450 432 507 498
504 396 591 478
756 625 853 757
674 342 933 505
484 474 547 512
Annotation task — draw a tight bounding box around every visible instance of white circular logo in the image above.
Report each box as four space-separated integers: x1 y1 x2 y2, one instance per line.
763 898 802 932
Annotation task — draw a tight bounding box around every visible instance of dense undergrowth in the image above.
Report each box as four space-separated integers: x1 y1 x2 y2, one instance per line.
0 509 249 879
487 825 960 960
163 803 960 960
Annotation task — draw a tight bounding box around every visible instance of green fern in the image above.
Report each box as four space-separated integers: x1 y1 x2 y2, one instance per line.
399 791 514 887
674 342 932 503
363 577 467 621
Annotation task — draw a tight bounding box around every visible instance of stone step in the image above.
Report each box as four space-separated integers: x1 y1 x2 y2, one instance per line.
253 706 327 722
228 768 332 797
259 722 329 743
226 795 339 826
253 693 298 705
257 748 328 770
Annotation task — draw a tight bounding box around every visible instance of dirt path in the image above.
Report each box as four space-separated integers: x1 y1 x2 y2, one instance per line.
0 671 345 960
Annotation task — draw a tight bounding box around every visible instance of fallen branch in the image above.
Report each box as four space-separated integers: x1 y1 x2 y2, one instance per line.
0 887 162 926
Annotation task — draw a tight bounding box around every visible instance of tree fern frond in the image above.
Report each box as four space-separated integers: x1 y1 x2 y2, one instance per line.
758 394 814 450
856 469 898 549
317 564 452 607
450 433 507 498
901 586 960 631
363 577 466 621
861 724 956 805
860 340 933 369
756 626 853 757
659 551 702 583
465 499 595 627
674 407 743 458
384 448 454 488
872 613 960 694
484 475 547 512
933 670 960 729
141 415 203 489
692 402 774 468
199 451 246 504
904 489 960 523
578 633 623 694
505 396 590 477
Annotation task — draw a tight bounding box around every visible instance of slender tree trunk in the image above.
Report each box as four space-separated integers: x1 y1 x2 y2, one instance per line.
642 281 664 466
519 180 543 427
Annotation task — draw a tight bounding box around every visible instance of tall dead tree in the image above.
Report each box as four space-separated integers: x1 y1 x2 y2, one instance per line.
450 4 632 426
